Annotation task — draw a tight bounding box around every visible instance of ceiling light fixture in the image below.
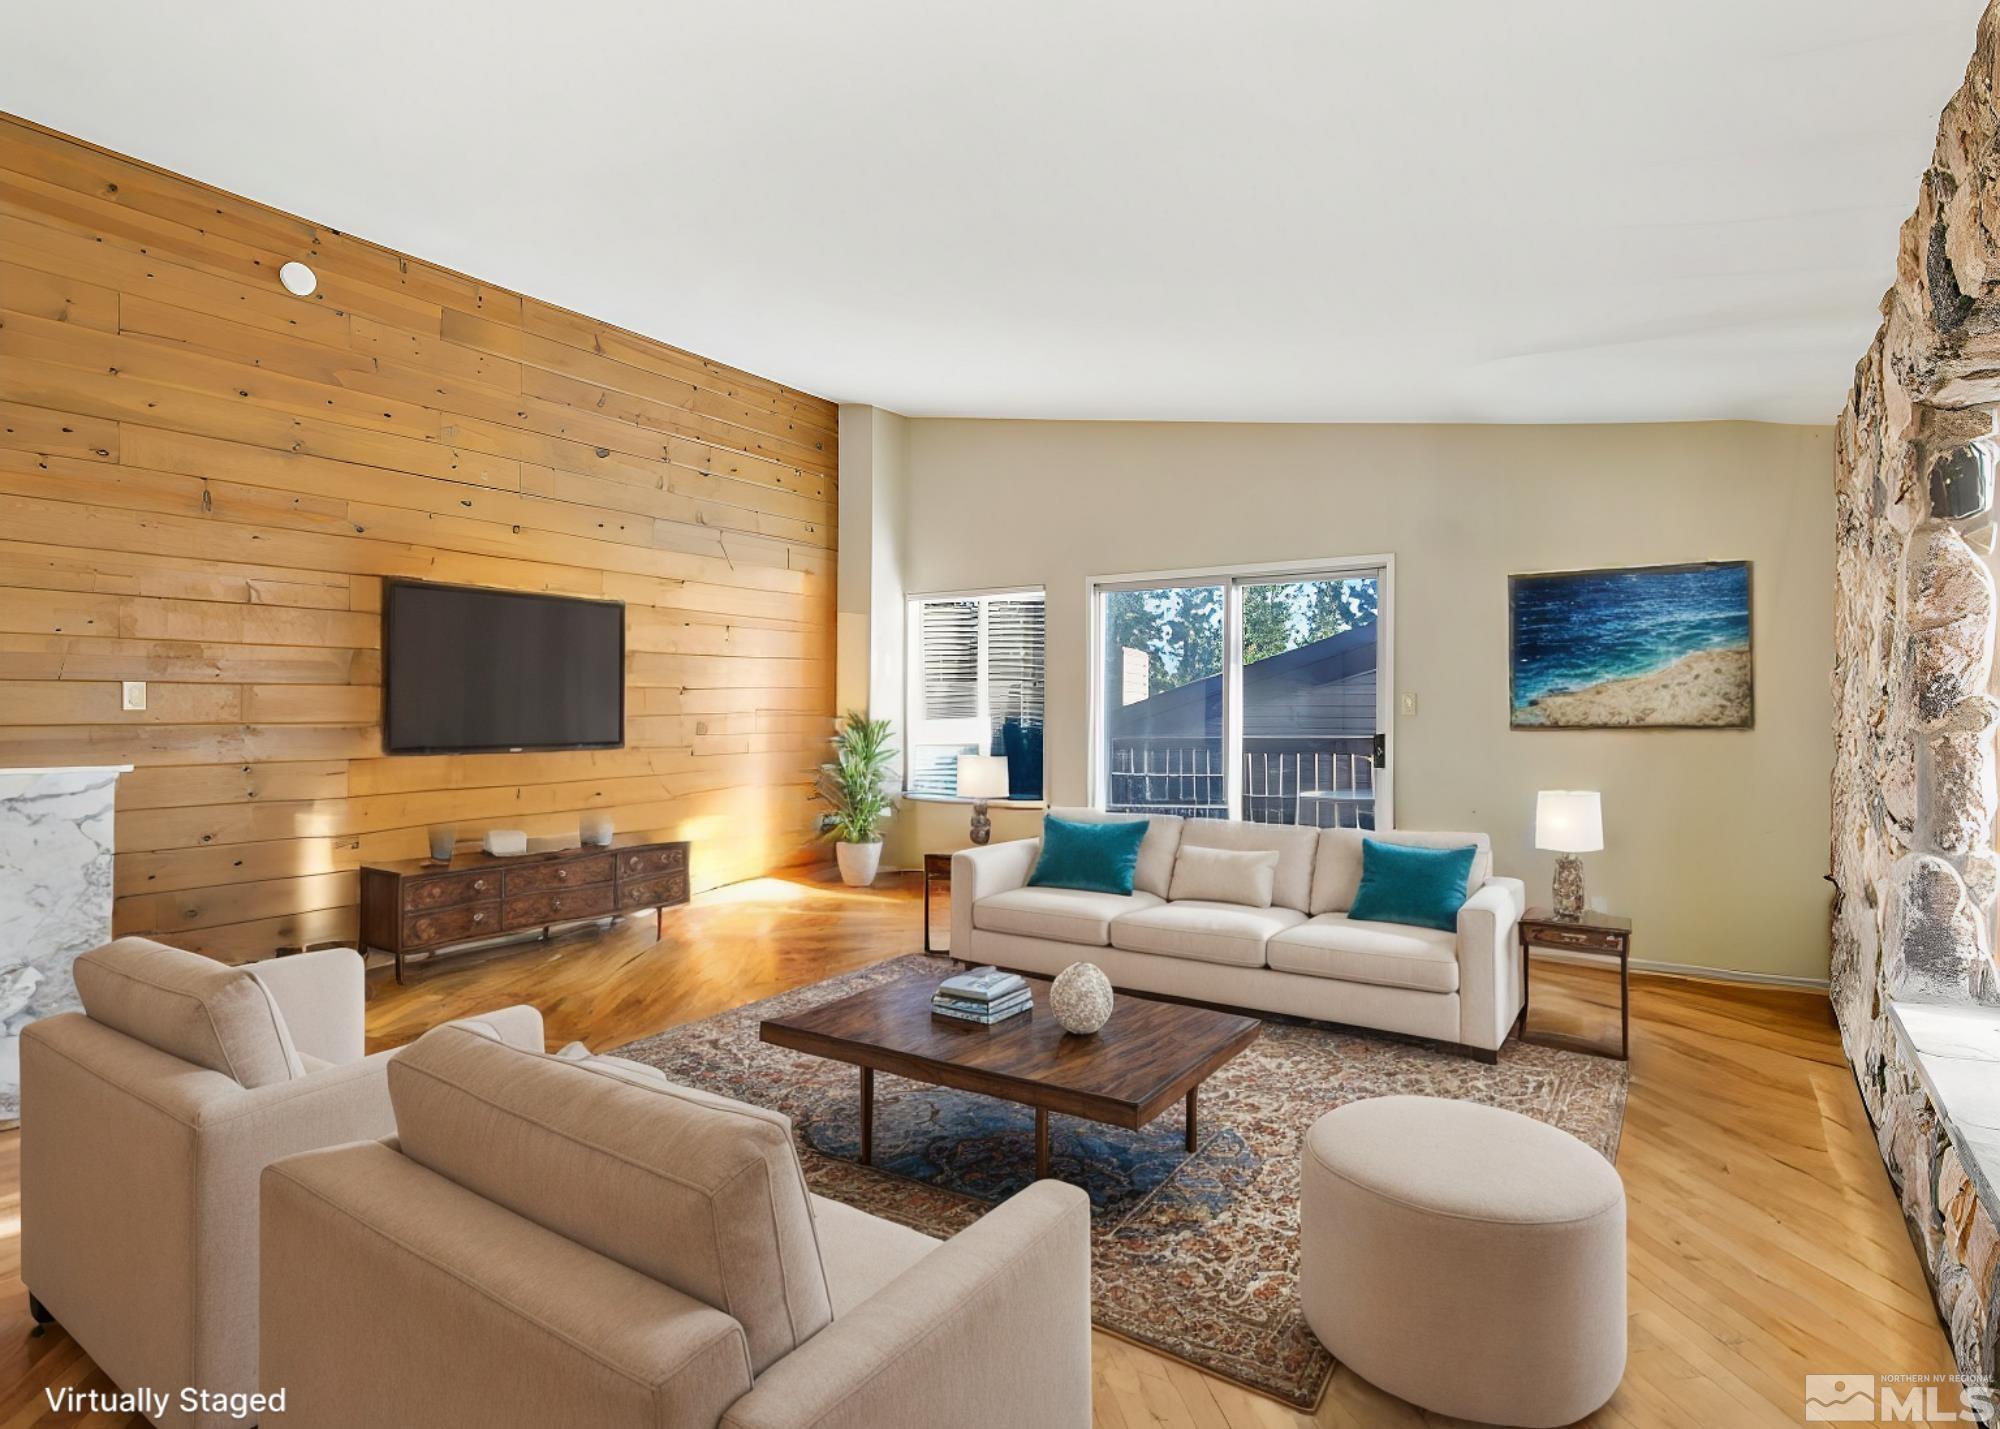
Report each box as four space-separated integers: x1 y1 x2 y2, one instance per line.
278 261 318 297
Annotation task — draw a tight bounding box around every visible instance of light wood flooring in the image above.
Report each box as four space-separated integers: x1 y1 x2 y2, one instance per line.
0 871 1951 1427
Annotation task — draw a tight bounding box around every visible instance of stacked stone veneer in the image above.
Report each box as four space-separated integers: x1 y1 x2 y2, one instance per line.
1833 1 2000 1383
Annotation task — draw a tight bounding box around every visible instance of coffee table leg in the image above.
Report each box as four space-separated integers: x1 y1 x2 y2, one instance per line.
1186 1085 1199 1152
859 1066 874 1165
1035 1107 1049 1179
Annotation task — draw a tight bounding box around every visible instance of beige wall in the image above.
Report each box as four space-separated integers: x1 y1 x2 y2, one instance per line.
835 405 911 724
870 417 1835 983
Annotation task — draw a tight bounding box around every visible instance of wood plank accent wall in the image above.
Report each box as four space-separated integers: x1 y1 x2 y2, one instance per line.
0 115 838 963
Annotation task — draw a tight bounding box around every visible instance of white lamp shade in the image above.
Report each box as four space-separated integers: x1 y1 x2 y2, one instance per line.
1535 790 1603 853
957 754 1011 801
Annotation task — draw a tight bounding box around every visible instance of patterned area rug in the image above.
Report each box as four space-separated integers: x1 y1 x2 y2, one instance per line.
612 955 1628 1408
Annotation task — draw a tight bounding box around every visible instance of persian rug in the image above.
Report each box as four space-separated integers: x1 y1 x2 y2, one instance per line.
612 955 1628 1409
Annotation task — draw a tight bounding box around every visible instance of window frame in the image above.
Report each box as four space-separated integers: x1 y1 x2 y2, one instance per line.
1085 555 1396 825
903 584 1049 806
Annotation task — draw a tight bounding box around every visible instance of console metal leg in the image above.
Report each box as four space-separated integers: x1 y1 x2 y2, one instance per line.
859 1066 874 1165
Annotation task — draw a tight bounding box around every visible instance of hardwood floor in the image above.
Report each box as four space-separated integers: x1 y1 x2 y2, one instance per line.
0 871 1950 1427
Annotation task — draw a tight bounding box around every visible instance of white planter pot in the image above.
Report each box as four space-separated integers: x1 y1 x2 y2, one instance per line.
835 840 883 887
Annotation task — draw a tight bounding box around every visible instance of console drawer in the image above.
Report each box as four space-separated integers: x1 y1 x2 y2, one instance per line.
403 902 501 948
404 871 497 912
504 883 615 928
619 870 689 910
504 854 613 896
618 845 687 879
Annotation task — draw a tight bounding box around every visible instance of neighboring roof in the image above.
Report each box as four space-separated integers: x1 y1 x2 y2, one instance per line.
1108 625 1377 739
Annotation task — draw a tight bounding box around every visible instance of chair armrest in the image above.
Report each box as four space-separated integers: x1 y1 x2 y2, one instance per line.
949 838 1040 955
1456 877 1528 1052
721 1180 1091 1429
250 947 365 1065
19 1016 396 1403
441 1003 546 1053
195 1048 396 1136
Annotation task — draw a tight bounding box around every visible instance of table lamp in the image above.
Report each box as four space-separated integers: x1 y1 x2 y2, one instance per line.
957 754 1011 845
1535 790 1603 920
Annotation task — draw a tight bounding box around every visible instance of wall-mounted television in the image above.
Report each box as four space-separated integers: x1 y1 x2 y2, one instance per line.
382 581 625 754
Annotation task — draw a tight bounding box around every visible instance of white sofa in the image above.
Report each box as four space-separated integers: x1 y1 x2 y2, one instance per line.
950 809 1526 1059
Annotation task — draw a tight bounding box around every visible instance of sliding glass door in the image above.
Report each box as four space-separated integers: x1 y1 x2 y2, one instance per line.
1100 582 1226 817
1094 564 1388 827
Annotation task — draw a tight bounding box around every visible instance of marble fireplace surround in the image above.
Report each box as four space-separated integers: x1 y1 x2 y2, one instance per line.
0 765 129 1127
1831 4 2000 1389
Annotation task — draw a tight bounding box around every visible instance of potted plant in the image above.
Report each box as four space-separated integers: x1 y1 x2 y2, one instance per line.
817 710 897 886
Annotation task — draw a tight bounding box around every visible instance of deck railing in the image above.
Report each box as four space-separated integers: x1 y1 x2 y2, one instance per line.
1105 735 1376 827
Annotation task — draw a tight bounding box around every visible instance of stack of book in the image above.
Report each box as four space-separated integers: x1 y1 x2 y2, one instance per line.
932 966 1032 1025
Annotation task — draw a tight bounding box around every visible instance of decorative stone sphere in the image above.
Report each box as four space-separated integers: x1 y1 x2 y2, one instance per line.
1051 962 1114 1034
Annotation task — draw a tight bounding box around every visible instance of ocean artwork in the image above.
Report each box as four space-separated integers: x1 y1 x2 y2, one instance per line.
1510 562 1752 728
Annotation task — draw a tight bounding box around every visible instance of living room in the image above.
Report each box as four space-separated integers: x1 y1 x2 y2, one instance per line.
0 3 1993 1427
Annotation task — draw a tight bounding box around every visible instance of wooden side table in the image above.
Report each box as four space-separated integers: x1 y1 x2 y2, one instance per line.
1517 907 1633 1060
922 852 954 954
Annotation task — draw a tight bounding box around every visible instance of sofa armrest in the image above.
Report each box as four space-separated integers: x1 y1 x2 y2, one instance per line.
250 947 365 1065
949 838 1040 955
720 1180 1091 1429
1456 877 1527 1053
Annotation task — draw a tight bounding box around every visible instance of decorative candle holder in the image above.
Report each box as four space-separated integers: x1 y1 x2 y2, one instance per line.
426 825 457 864
581 812 614 847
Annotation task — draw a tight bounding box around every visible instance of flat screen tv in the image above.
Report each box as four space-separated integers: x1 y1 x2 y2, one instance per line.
383 581 625 754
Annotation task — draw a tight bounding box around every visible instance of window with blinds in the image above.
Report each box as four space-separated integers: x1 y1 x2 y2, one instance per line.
906 590 1046 800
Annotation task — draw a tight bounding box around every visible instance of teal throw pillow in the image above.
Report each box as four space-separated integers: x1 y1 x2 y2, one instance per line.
1028 816 1147 896
1347 839 1478 932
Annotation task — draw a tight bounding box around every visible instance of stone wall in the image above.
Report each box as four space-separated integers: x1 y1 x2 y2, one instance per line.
1833 0 2000 1383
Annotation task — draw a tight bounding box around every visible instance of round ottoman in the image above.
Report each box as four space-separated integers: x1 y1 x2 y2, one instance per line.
1299 1096 1626 1427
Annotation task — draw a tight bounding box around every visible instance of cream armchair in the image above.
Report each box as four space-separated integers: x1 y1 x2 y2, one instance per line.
20 937 543 1429
260 1021 1093 1428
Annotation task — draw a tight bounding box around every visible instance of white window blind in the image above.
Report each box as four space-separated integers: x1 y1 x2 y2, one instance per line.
906 591 1046 799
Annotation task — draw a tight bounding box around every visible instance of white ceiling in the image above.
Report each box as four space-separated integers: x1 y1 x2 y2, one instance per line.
2 1 1986 424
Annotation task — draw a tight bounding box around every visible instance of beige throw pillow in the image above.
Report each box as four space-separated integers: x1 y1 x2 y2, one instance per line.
1168 845 1281 907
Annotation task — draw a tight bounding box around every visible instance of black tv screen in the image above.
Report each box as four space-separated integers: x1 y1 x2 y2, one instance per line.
383 582 625 753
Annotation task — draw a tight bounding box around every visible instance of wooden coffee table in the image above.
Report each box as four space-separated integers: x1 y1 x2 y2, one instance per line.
760 974 1261 1180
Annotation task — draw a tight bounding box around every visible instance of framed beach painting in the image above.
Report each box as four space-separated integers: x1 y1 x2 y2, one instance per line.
1509 561 1752 729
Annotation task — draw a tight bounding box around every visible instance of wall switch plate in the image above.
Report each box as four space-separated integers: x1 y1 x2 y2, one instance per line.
1401 692 1418 716
121 681 147 711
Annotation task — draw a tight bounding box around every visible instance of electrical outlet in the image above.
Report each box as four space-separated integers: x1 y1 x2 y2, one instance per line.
1401 692 1418 716
121 681 147 711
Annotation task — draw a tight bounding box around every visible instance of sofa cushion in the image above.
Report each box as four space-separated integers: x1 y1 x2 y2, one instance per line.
1029 815 1149 895
1177 820 1320 911
73 936 305 1089
808 1192 939 1317
1267 913 1460 993
1310 828 1493 915
1109 900 1307 968
1048 807 1184 898
974 886 1163 946
1167 845 1280 907
389 1022 831 1375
